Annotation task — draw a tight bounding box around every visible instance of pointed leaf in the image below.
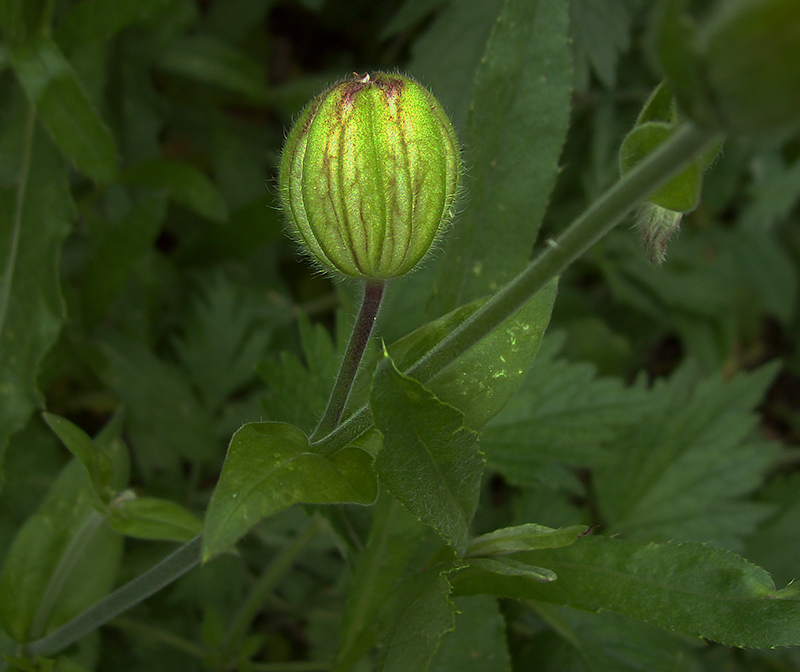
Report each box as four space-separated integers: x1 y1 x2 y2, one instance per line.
203 422 377 561
429 0 571 314
453 536 800 648
371 355 484 555
10 36 116 181
467 523 588 557
42 413 113 503
109 496 202 542
0 120 71 481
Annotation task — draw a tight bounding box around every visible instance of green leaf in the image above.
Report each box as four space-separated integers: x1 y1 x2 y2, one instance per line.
429 596 511 672
96 334 219 476
334 494 429 672
468 557 556 583
378 571 455 672
121 158 228 222
594 362 781 551
467 523 587 557
0 118 71 485
619 122 702 212
258 314 340 434
202 422 377 561
80 190 166 328
481 334 654 489
569 0 631 88
381 0 448 39
174 273 282 412
371 355 484 555
383 279 557 429
108 495 202 542
529 604 704 672
42 413 113 503
452 535 800 648
429 0 571 315
156 34 268 101
0 460 122 642
10 36 117 181
55 0 171 53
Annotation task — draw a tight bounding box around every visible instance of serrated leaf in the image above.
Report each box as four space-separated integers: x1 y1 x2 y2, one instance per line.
0 120 71 485
334 494 429 672
258 314 340 433
594 362 781 551
174 273 282 412
569 0 631 88
481 334 654 489
121 158 228 222
429 0 571 315
429 596 511 672
378 571 455 672
0 461 122 642
109 496 202 542
202 422 377 561
42 413 113 503
467 523 587 557
453 535 800 648
619 122 702 212
10 36 117 181
371 355 484 555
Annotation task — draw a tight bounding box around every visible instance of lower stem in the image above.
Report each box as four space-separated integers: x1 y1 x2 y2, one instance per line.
312 121 723 454
310 281 385 442
23 536 202 657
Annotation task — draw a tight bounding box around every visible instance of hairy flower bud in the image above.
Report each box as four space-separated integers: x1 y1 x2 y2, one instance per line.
279 72 461 280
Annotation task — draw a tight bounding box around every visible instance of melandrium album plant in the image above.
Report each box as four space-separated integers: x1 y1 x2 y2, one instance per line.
1 0 800 670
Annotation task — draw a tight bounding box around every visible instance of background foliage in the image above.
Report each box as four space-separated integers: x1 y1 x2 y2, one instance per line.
1 0 800 670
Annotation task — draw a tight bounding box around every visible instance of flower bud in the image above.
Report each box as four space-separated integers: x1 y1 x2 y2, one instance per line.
279 72 461 280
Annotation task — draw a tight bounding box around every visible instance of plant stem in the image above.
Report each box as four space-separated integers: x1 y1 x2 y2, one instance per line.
222 516 324 664
310 281 385 442
24 536 203 657
312 121 723 454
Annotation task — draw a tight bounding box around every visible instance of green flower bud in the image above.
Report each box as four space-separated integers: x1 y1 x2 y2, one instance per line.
279 72 461 280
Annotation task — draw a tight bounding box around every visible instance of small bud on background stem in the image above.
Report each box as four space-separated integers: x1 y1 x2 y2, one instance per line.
279 72 461 280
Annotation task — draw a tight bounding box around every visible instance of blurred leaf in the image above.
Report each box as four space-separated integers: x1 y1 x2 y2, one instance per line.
481 334 654 489
744 472 800 588
157 34 268 101
529 604 703 672
381 0 448 39
378 571 455 672
10 36 117 181
121 158 228 222
108 495 202 541
258 314 340 434
569 0 631 88
371 354 484 555
42 413 113 504
594 362 781 551
0 460 122 642
429 0 571 315
429 596 511 672
453 535 800 648
80 190 167 327
202 422 377 561
55 0 172 53
96 334 219 475
0 120 71 485
334 494 429 672
173 273 280 412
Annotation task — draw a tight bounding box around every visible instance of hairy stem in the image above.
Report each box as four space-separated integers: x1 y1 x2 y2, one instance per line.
312 121 723 454
311 281 385 442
